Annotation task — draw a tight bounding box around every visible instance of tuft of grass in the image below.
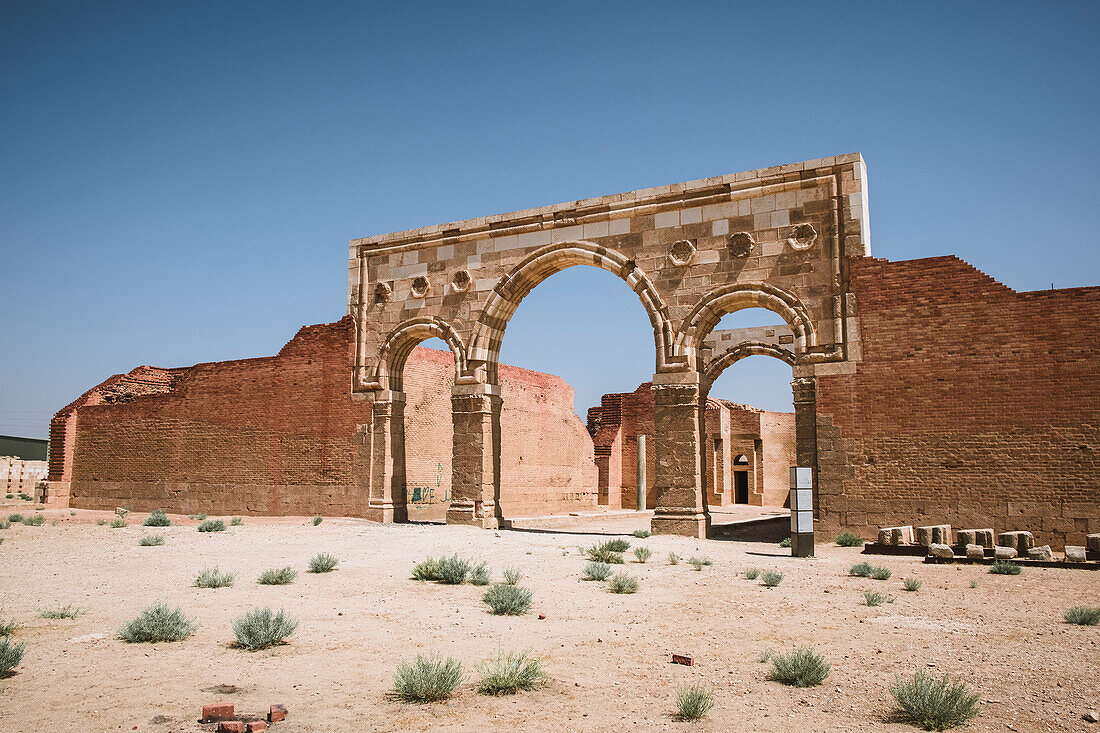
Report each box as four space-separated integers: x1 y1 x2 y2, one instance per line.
633 547 652 563
195 567 236 588
3 494 10 499
23 514 45 526
96 519 107 526
761 571 784 587
667 552 681 565
768 647 831 687
835 531 865 547
0 615 16 636
891 670 979 731
501 567 522 586
604 538 631 552
1063 606 1100 626
0 637 25 677
687 556 712 571
903 578 923 592
469 561 491 586
232 607 297 650
393 653 462 703
119 604 196 643
632 529 651 539
849 562 873 577
38 605 84 620
138 534 164 546
308 553 338 573
257 567 298 585
989 559 1021 575
476 650 546 695
779 537 791 548
197 519 225 533
607 573 639 594
143 510 171 527
436 555 472 585
744 568 760 580
411 556 441 581
0 520 9 529
483 583 533 615
870 566 893 580
584 541 625 564
582 561 614 581
187 513 207 520
108 517 126 529
312 515 323 526
7 513 23 523
969 580 978 588
676 683 715 722
864 591 887 607
230 517 243 526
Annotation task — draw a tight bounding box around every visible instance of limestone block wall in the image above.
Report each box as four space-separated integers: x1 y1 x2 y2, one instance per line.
815 256 1100 549
1 457 47 496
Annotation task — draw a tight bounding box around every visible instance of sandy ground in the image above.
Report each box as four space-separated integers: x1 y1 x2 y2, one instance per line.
1 508 1098 732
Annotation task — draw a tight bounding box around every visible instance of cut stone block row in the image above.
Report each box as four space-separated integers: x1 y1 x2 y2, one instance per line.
997 531 1033 553
878 526 914 545
957 528 994 548
916 525 951 546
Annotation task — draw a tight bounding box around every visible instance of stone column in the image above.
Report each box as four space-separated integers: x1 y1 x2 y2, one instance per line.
447 383 503 529
635 434 646 511
791 375 819 515
651 372 709 538
367 391 408 523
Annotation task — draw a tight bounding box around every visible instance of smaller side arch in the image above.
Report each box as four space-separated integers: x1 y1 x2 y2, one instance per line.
375 316 467 392
702 341 796 395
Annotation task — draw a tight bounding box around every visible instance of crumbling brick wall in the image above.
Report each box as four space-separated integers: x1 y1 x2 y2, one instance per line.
816 256 1100 549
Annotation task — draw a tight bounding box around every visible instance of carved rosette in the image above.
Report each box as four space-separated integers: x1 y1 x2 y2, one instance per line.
410 275 431 298
788 223 818 251
668 239 696 266
373 282 392 303
451 269 471 293
728 232 755 258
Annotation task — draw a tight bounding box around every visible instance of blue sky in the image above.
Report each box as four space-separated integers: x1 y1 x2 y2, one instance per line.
1 1 1098 438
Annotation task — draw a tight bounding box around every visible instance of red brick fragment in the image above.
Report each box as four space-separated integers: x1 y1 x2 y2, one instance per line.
537 613 546 620
247 722 268 732
216 723 244 733
202 703 235 722
268 704 288 723
671 654 694 666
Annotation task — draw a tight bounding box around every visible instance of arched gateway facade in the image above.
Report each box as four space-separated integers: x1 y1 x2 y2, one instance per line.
350 154 871 537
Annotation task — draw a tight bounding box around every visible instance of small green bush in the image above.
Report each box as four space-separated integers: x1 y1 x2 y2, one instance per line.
108 517 126 529
768 647 830 687
138 534 164 546
584 541 625 564
38 605 83 620
779 537 791 548
119 604 196 643
312 515 323 526
3 494 10 499
849 562 873 577
870 566 892 580
197 519 225 533
0 637 25 677
989 560 1021 575
476 650 546 695
96 519 107 526
483 583 532 615
393 653 462 703
188 513 207 520
232 607 297 650
969 580 978 588
308 553 338 573
688 557 712 571
469 561 491 586
633 547 652 563
411 556 441 581
891 670 979 730
258 567 298 585
762 570 784 587
631 529 651 539
0 615 16 636
501 567 522 586
835 531 864 547
604 538 630 552
18 492 31 501
744 568 760 580
6 513 23 523
864 591 886 607
195 567 236 588
0 520 9 530
230 517 243 526
676 683 715 722
23 514 45 526
667 552 681 565
903 578 923 592
436 555 472 585
582 561 614 581
608 573 639 594
1064 606 1100 626
143 510 171 527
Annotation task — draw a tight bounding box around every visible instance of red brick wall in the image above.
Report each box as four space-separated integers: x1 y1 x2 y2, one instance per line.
816 256 1100 549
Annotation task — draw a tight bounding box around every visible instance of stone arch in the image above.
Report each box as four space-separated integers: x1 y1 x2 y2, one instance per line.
677 283 816 369
376 316 467 392
701 341 797 396
468 241 674 382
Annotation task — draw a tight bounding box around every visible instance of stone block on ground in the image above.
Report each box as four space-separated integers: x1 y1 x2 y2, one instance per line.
928 543 954 558
1065 546 1087 563
202 704 235 723
877 526 914 545
997 531 1034 553
1087 533 1100 553
965 543 985 560
916 525 951 546
1027 545 1054 561
994 546 1018 560
957 528 994 548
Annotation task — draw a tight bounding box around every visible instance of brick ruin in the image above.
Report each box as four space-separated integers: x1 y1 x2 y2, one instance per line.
47 154 1098 548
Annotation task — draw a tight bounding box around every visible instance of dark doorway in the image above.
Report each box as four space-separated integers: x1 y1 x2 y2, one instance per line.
734 471 749 504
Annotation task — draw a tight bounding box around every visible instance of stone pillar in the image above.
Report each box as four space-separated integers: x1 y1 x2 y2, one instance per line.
447 383 503 528
791 376 819 514
650 372 709 538
636 434 646 511
367 391 408 523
